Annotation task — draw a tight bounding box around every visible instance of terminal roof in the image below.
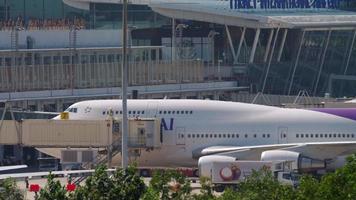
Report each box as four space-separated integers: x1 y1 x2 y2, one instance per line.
149 1 356 29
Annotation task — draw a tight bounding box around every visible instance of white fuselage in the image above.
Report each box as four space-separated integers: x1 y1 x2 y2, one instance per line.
44 99 356 167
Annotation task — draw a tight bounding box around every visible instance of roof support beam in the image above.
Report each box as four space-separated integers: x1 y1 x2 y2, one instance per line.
344 29 356 75
249 28 260 64
262 28 280 93
237 27 246 64
313 30 332 96
288 30 305 95
264 29 274 63
277 29 288 62
225 25 237 64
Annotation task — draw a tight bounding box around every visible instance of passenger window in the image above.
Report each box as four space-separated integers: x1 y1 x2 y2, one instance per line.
129 111 131 114
338 134 341 138
133 111 136 114
192 134 195 138
227 134 230 138
296 134 299 138
347 134 350 138
267 134 270 138
301 134 304 138
254 134 257 138
315 134 318 138
102 111 106 115
197 134 199 138
120 111 123 114
115 111 119 114
223 134 226 138
320 134 323 138
236 134 239 138
218 134 221 138
159 111 162 114
190 111 193 114
210 134 212 138
245 134 248 138
176 111 179 114
185 111 189 114
352 134 355 138
214 134 217 138
310 134 313 138
172 111 175 114
205 134 209 138
231 134 235 138
306 134 309 138
163 111 167 114
168 111 171 114
137 111 140 114
188 134 191 138
342 134 345 138
142 111 145 114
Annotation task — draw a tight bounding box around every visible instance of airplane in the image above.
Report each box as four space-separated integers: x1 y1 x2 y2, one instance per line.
38 99 356 173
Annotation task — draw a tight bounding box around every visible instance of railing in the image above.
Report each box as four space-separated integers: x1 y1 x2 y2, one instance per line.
0 60 204 93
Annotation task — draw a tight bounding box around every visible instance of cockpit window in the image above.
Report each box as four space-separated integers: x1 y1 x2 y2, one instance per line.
66 107 78 113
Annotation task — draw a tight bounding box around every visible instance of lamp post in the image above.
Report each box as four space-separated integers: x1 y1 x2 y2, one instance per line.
121 0 129 169
175 23 188 60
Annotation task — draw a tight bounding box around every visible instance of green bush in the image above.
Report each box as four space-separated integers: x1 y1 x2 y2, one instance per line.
0 178 24 200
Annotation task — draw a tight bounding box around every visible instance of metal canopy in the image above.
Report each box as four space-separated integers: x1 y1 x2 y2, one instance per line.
149 1 356 29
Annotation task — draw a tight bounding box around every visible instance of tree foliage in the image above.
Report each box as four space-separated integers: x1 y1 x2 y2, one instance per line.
38 172 68 200
0 178 24 200
149 169 192 200
6 154 356 200
71 164 146 200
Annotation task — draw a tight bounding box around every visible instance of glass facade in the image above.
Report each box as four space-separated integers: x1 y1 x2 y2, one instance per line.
89 3 169 29
239 28 356 97
0 0 88 20
0 0 170 30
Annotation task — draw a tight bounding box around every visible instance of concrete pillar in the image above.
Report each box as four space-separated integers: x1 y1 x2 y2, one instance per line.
0 145 4 161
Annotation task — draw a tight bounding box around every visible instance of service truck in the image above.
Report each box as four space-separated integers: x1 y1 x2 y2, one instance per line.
199 156 299 192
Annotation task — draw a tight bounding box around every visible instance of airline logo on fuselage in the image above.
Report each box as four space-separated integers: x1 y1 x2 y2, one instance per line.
161 118 174 131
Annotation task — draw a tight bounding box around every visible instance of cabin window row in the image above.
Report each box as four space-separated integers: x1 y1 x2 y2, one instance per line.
159 110 193 115
296 133 355 138
102 110 145 115
186 133 271 139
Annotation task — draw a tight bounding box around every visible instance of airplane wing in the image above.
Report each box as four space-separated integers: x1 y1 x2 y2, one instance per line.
194 142 356 160
0 165 27 172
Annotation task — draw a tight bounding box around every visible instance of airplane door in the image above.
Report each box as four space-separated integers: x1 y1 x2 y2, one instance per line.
278 127 288 144
176 127 185 145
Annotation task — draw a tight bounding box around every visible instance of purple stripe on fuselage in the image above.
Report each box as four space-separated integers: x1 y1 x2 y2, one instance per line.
310 108 356 121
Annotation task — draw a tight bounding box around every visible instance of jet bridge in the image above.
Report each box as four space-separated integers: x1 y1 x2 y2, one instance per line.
0 118 161 150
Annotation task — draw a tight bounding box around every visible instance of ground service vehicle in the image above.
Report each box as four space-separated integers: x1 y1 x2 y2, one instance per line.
199 156 299 192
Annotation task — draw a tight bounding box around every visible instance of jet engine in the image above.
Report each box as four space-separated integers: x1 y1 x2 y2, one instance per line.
261 150 325 172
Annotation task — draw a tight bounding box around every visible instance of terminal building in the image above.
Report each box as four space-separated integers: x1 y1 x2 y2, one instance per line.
1 0 356 167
